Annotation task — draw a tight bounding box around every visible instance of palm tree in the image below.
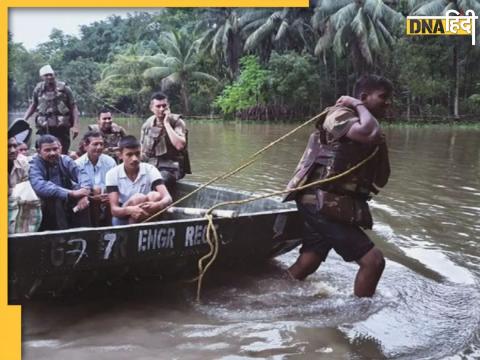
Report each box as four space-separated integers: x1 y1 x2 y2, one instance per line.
196 9 246 78
143 30 218 114
242 8 315 60
409 0 480 117
95 47 152 113
312 0 404 74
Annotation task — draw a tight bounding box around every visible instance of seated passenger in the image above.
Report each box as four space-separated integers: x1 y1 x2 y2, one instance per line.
8 136 29 196
88 109 126 162
30 134 92 231
75 131 116 226
17 142 30 158
105 135 172 225
8 119 42 233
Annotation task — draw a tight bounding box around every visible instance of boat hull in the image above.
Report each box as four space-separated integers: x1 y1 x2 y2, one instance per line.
9 182 302 301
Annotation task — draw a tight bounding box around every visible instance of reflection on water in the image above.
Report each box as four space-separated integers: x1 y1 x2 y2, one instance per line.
22 120 480 359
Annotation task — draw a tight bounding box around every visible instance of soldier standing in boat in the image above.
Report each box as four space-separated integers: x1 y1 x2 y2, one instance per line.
23 65 79 154
284 74 392 297
140 92 191 190
88 109 126 162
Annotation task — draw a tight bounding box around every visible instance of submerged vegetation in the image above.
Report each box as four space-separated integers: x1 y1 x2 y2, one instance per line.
8 4 480 122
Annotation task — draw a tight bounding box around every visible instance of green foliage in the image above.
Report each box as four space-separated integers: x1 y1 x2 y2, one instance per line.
267 51 321 111
7 6 480 120
95 53 152 114
8 33 45 109
214 56 269 115
62 59 101 114
143 29 219 114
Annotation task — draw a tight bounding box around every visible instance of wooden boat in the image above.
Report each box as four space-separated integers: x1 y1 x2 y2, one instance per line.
8 181 302 302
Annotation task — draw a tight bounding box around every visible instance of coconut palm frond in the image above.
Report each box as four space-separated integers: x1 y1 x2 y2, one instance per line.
313 0 354 29
376 20 396 47
244 16 278 51
163 56 182 69
333 25 347 57
331 3 358 30
358 35 374 65
242 19 268 33
191 71 219 83
364 0 405 28
222 21 233 59
161 72 181 89
314 22 334 55
316 0 354 15
238 9 274 28
275 20 290 42
367 16 382 53
460 0 480 14
351 8 368 38
184 41 199 66
312 7 329 30
412 0 449 16
211 24 225 56
198 28 215 51
292 18 313 47
408 0 427 12
143 66 173 80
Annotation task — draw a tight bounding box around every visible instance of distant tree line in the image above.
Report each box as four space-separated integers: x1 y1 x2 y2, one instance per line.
8 3 480 121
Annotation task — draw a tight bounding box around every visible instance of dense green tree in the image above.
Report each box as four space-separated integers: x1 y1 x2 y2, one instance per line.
214 56 269 116
95 51 152 114
409 0 480 116
62 59 101 114
8 34 45 109
143 30 218 114
267 51 323 115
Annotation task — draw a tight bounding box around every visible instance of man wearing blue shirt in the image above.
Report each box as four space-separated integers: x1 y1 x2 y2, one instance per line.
76 131 116 226
30 134 92 230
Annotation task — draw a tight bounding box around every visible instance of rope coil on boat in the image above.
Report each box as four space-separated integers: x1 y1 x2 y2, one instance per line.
139 110 378 301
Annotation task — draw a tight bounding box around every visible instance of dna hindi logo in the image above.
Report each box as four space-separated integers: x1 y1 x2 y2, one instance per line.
406 9 478 45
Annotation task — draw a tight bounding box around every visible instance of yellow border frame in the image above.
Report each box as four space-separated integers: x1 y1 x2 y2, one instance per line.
2 1 307 359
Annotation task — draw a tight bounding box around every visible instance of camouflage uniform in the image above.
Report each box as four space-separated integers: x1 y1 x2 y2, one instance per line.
33 80 76 153
88 123 126 161
285 105 390 229
140 114 191 185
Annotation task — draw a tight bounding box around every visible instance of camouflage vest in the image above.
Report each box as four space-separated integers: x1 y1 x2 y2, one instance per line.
88 123 124 149
284 109 390 229
142 114 191 179
35 81 72 129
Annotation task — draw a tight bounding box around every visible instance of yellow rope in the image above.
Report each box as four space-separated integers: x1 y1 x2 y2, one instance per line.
141 109 328 224
195 146 379 301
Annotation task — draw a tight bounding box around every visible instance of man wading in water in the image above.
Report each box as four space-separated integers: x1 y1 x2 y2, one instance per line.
284 74 392 297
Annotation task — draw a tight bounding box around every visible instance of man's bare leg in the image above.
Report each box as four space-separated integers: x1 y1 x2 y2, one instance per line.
354 247 385 297
288 252 323 280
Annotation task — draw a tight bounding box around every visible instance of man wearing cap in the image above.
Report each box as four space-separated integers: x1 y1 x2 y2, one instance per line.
23 65 79 154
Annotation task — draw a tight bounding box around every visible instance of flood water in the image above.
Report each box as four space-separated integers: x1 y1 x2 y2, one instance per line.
21 119 480 359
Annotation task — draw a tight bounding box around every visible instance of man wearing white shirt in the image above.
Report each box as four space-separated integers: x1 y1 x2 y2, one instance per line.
76 130 116 226
106 135 172 225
